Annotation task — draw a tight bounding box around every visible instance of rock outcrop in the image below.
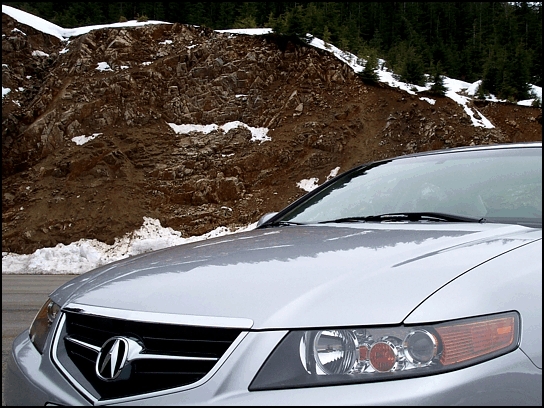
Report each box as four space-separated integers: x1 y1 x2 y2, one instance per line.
2 13 542 254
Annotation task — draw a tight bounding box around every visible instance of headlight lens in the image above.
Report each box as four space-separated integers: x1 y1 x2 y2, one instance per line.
29 298 61 354
250 312 520 390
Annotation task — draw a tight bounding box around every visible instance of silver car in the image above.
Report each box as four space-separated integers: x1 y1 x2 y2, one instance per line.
5 142 542 406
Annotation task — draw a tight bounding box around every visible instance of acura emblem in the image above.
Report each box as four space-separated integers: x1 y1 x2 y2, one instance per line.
96 337 130 381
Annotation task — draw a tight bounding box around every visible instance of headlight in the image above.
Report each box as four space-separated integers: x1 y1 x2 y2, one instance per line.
29 298 61 354
250 312 520 390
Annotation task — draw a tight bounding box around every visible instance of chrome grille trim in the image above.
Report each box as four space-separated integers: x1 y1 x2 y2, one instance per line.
65 336 220 362
63 302 254 329
65 336 101 353
52 311 250 405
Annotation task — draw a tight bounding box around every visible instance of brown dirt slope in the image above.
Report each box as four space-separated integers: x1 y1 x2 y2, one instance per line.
2 14 542 254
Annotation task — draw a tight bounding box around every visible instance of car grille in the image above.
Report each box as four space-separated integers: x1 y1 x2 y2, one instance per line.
53 310 244 402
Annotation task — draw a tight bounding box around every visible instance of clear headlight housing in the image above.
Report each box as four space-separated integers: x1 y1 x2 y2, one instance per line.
250 312 520 390
29 298 61 354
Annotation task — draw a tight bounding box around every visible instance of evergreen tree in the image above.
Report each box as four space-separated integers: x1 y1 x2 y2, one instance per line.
358 48 380 84
270 11 288 37
303 3 327 41
265 12 278 30
368 29 383 54
501 43 532 101
429 62 448 96
185 2 208 27
390 42 426 86
216 2 238 29
480 46 503 98
54 2 105 27
237 2 259 24
284 5 307 38
233 15 257 29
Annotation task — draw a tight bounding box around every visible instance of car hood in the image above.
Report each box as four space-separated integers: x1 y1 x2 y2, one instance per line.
52 223 540 329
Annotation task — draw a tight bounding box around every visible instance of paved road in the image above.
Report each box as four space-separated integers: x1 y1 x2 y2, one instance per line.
2 274 77 406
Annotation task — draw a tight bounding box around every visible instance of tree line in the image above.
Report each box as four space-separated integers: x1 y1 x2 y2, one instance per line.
3 2 542 103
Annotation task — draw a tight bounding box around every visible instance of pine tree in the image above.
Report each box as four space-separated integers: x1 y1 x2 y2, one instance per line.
282 5 307 38
232 2 257 28
358 49 380 84
429 62 448 96
216 2 238 29
480 45 504 98
391 42 426 86
502 43 532 101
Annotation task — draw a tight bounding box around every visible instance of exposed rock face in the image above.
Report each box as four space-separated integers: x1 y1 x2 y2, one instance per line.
2 13 542 254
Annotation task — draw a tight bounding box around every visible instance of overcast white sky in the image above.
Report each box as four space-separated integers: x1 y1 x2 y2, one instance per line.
2 5 542 274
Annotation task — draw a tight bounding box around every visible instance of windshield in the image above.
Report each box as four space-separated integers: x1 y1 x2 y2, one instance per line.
277 147 542 227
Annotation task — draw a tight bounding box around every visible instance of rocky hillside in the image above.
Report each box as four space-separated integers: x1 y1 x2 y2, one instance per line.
2 13 542 255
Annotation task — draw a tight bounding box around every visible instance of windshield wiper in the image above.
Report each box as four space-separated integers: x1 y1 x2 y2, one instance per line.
261 220 305 228
319 212 486 224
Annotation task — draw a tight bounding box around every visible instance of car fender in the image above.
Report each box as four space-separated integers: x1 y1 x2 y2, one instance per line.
404 237 542 368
